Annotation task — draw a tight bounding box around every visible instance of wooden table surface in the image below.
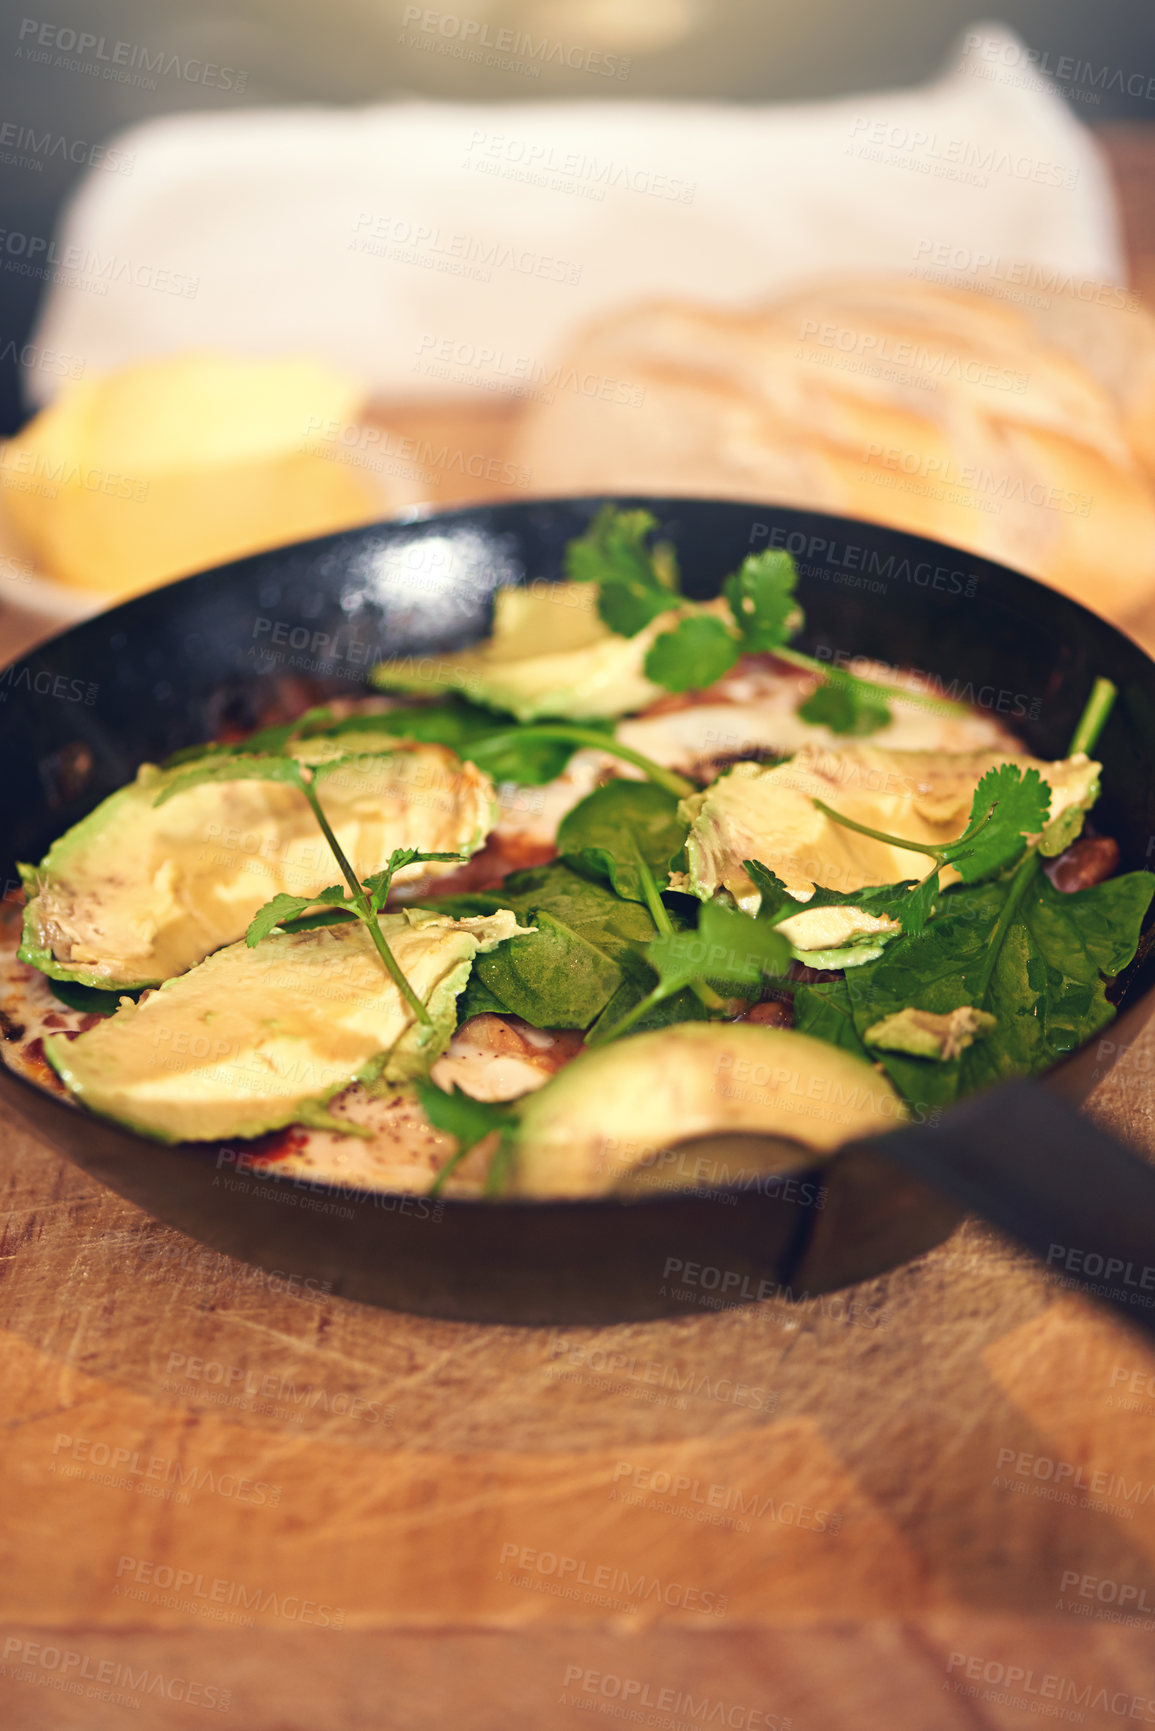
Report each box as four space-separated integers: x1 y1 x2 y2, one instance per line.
3 125 1155 1731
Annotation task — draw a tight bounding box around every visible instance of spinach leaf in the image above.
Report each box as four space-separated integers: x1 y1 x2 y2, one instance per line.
792 978 871 1060
49 979 140 1015
425 861 663 1030
585 948 709 1044
557 781 687 904
797 681 890 736
416 1079 518 1197
832 861 1155 1111
310 698 595 785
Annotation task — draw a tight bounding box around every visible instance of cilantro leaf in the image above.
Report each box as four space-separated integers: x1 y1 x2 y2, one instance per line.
723 550 801 653
744 858 936 939
557 781 687 905
945 763 1051 882
798 680 890 737
564 505 677 636
363 849 465 913
245 885 347 947
417 1079 519 1197
811 762 1057 905
643 614 738 693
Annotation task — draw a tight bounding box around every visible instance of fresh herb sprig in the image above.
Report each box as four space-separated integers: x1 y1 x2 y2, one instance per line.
244 847 466 950
565 506 971 733
739 763 1055 943
745 859 941 941
1068 676 1116 757
564 504 679 634
154 756 462 1026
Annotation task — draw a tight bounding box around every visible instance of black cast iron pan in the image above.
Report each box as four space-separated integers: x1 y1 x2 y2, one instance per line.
3 497 1155 1328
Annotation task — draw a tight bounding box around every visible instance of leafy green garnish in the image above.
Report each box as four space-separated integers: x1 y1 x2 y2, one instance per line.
154 753 306 804
308 698 600 786
948 764 1051 881
49 978 141 1016
806 762 1054 935
243 850 465 948
796 859 1155 1112
797 680 890 737
565 504 677 636
745 858 938 941
362 850 465 912
589 900 791 1046
566 507 969 736
425 861 701 1034
557 782 687 905
643 614 738 693
161 707 335 768
245 885 348 947
722 550 800 653
417 1078 519 1197
641 548 801 697
475 723 695 799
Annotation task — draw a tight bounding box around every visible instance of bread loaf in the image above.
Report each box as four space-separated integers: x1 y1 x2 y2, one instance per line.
508 276 1155 618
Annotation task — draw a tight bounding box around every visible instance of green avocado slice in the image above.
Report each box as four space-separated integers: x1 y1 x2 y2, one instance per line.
504 1021 904 1198
44 909 529 1144
19 740 496 991
677 745 1100 961
371 582 728 722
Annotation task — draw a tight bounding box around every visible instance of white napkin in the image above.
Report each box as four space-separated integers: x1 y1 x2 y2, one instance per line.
29 22 1125 408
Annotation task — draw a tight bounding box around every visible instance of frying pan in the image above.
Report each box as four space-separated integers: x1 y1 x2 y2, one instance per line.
3 496 1155 1328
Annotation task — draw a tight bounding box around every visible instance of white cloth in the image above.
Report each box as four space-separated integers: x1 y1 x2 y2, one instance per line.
29 22 1125 406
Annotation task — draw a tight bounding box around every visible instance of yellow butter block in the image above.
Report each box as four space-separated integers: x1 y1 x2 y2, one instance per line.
0 353 382 598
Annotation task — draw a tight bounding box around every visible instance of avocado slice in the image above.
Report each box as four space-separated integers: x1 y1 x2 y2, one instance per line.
677 746 1100 964
863 1005 997 1062
44 909 528 1144
505 1022 904 1198
371 582 728 722
20 740 496 992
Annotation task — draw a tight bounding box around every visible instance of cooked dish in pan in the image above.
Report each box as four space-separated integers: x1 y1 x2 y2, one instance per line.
3 507 1150 1200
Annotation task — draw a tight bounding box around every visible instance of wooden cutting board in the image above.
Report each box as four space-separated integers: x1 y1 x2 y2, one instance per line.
2 1032 1155 1730
3 119 1155 1731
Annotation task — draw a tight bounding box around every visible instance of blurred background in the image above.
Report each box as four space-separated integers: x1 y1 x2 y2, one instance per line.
2 0 1154 434
1 0 1154 631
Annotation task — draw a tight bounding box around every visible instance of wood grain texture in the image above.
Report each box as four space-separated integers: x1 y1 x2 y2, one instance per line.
3 122 1155 1731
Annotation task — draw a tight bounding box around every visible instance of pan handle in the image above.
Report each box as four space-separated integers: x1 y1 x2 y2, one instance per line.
859 1081 1155 1340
